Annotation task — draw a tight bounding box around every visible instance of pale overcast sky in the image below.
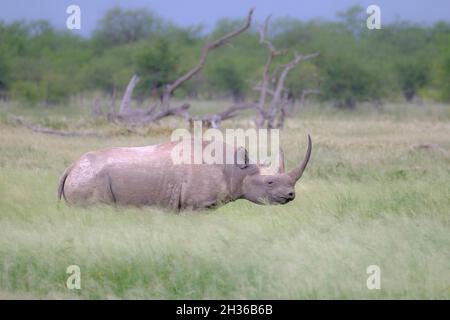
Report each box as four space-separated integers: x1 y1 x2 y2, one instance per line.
0 0 449 36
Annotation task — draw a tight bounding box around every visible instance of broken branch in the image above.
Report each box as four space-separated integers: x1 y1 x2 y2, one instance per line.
9 114 102 138
161 8 255 109
119 74 140 115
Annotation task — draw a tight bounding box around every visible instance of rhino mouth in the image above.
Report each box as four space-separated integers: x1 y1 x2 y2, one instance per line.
272 196 294 205
256 195 294 205
279 197 293 204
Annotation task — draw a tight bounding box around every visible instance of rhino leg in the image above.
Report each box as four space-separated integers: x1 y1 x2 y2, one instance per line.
63 169 114 206
91 171 118 205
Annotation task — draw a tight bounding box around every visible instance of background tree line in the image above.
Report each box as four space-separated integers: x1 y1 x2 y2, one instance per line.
0 5 449 107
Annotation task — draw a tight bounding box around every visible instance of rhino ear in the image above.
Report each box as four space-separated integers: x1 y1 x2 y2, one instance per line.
236 147 249 169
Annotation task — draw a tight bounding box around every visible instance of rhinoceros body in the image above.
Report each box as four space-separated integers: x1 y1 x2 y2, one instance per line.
58 137 312 211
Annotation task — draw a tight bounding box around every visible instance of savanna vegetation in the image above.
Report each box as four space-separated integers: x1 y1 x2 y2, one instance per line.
0 101 449 299
0 5 449 299
0 6 450 108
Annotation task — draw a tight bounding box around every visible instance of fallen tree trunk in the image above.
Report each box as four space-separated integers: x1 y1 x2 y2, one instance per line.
9 114 103 138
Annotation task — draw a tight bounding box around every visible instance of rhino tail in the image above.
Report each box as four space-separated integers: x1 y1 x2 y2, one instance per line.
57 165 72 201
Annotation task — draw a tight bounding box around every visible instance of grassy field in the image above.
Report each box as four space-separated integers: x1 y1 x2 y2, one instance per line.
0 101 449 299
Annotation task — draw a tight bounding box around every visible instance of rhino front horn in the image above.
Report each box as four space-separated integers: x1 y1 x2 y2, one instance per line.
288 134 312 182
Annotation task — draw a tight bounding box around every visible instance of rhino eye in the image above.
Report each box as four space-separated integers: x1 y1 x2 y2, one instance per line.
266 180 274 186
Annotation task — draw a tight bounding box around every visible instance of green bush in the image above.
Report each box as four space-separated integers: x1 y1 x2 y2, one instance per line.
10 81 46 104
0 6 449 106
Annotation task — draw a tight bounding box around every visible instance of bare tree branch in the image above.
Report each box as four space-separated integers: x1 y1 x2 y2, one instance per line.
276 92 291 128
259 16 288 57
147 103 191 122
119 74 140 115
190 103 262 128
266 52 319 127
255 15 288 127
161 8 255 109
9 114 102 138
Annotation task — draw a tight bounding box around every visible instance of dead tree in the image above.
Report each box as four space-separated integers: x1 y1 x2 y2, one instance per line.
252 16 318 128
112 10 317 129
114 8 255 125
197 15 318 129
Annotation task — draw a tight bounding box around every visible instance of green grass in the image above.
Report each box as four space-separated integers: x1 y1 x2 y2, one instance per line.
0 101 449 299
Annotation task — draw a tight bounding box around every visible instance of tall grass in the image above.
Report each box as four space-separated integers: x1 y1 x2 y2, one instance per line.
0 101 449 299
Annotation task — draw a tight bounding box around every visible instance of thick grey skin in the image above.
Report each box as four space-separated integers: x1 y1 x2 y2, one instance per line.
58 137 312 211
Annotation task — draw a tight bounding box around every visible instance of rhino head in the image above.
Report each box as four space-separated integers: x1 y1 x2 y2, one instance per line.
238 135 312 205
